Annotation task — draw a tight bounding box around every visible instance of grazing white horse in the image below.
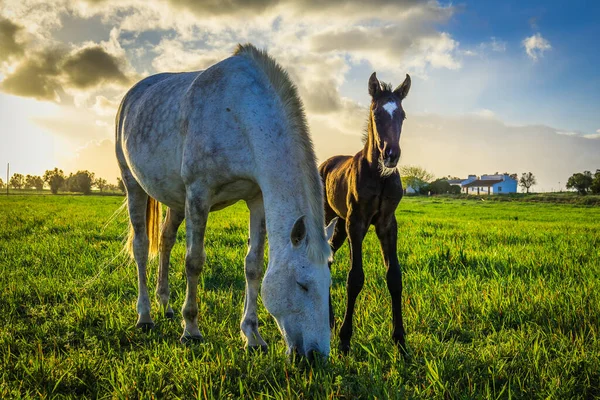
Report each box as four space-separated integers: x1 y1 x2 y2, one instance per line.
115 44 336 358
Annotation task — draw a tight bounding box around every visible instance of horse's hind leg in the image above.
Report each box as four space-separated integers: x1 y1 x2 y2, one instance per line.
156 207 184 319
180 185 209 344
325 202 347 329
241 195 268 352
124 179 153 330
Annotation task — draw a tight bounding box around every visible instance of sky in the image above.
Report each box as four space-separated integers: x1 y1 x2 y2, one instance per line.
0 0 599 192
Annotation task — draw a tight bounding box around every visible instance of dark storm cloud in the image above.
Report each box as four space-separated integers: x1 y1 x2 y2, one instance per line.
0 44 133 101
165 0 425 17
0 49 64 100
0 17 25 62
63 46 130 88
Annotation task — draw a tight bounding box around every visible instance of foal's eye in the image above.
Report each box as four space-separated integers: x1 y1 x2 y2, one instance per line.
297 282 309 292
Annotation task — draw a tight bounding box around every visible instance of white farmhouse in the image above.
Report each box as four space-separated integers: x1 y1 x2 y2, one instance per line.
450 174 518 195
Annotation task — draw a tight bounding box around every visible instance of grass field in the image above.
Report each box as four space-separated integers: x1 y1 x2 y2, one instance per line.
1 195 599 398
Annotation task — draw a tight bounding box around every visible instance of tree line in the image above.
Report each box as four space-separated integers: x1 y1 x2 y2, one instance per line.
0 169 125 195
566 170 600 195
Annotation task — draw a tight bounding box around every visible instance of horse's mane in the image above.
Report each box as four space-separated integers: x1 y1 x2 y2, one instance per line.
233 43 330 264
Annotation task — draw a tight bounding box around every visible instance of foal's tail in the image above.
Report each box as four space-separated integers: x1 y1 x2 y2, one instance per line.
126 197 162 259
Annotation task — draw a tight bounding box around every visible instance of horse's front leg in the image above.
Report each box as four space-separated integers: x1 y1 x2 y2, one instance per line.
180 187 209 344
339 213 367 354
240 195 268 352
156 207 184 319
375 215 407 355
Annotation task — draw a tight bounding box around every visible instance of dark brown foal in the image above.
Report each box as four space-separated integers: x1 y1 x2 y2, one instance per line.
319 71 411 355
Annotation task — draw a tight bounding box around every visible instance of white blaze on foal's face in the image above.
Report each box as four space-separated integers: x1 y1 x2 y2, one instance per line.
260 217 337 358
382 101 398 118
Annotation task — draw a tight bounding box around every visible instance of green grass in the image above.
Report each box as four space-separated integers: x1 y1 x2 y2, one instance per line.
1 195 599 398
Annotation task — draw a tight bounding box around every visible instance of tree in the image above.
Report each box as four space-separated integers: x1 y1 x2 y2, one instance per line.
0 178 4 189
400 165 434 193
117 177 125 193
567 171 593 195
44 168 66 194
519 172 536 193
9 173 25 189
25 175 44 191
591 170 600 195
94 177 108 192
65 170 95 194
429 179 452 195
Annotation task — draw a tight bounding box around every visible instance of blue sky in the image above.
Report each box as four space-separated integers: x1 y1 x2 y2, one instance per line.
445 0 600 133
0 0 598 191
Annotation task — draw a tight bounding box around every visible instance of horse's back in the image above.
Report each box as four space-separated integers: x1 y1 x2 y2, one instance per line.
319 155 353 180
116 55 277 210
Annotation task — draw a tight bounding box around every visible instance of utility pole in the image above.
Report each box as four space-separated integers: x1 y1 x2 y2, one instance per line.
6 163 9 196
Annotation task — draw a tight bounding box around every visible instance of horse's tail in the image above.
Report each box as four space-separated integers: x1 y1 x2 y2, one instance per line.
126 196 162 259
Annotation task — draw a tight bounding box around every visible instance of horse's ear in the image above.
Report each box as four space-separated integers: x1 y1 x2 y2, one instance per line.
393 74 411 100
325 217 338 241
290 216 307 247
368 72 381 98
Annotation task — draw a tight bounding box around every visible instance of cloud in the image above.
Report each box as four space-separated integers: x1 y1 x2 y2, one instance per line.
583 133 600 140
91 95 119 116
0 17 25 62
0 40 135 101
309 23 460 73
152 38 230 72
62 45 130 88
522 33 551 61
555 130 578 136
479 37 506 53
474 109 496 118
0 48 64 100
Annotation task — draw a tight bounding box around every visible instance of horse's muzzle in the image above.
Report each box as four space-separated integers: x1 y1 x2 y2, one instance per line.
383 147 400 168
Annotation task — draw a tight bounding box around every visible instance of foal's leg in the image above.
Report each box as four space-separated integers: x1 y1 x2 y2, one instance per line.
156 207 184 319
327 216 347 329
124 182 153 330
375 215 407 354
339 215 368 354
180 187 209 344
240 195 268 352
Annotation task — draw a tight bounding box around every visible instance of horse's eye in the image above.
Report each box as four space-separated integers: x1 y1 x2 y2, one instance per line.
297 282 309 292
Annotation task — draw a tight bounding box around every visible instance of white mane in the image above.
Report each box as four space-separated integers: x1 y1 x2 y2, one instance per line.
234 43 330 264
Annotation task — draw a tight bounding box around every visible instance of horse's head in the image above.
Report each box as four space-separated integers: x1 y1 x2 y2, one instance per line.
368 72 411 170
261 216 337 360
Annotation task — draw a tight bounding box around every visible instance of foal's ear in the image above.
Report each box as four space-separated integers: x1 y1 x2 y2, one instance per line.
290 216 307 247
393 74 411 100
325 217 338 242
368 72 381 98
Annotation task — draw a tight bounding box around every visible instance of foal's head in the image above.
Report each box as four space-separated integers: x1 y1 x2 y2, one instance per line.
368 72 411 170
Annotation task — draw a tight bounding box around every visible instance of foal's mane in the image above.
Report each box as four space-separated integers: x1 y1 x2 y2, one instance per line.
233 43 330 264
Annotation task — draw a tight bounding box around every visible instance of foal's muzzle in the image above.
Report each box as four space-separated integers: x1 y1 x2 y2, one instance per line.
383 147 400 168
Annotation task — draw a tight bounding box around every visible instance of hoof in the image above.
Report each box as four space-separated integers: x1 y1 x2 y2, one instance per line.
165 310 175 320
395 339 409 359
180 334 204 345
247 344 268 354
338 342 350 355
136 321 155 332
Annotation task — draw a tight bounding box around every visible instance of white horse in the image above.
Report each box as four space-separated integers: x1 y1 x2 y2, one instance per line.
115 44 337 358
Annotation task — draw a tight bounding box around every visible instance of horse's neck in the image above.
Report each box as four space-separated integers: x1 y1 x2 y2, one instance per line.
254 138 311 255
362 114 380 170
